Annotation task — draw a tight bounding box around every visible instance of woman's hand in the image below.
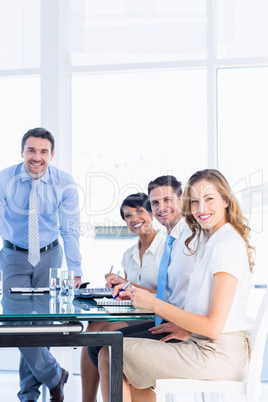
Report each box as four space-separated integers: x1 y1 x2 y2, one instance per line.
105 273 126 288
131 288 156 310
113 283 132 300
149 322 191 342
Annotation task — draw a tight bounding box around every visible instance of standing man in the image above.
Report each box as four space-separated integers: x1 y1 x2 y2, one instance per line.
0 127 82 401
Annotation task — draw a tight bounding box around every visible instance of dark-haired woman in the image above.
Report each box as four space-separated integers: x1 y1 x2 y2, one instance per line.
81 193 165 402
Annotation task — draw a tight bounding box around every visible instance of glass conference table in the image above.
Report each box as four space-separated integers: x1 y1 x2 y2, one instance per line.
0 290 154 402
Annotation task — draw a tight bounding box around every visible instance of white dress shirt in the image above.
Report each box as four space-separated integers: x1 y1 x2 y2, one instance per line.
165 218 197 308
0 163 82 275
121 230 166 289
184 223 253 332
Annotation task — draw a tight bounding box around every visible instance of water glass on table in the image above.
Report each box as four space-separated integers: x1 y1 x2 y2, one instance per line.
61 270 74 300
49 267 62 297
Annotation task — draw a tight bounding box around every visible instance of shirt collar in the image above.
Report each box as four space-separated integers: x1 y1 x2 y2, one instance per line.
206 222 231 247
20 163 50 184
169 217 188 239
131 241 140 263
146 230 165 255
131 230 165 259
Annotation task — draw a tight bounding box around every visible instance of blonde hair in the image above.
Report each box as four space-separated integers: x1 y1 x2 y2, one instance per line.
182 169 255 272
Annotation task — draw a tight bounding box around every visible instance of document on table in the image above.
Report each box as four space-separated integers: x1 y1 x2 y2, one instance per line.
103 306 154 315
94 297 132 306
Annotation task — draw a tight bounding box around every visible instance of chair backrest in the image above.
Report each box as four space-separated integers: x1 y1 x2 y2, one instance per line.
247 288 268 397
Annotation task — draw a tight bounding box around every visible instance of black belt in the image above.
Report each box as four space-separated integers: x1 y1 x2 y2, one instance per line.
3 239 59 253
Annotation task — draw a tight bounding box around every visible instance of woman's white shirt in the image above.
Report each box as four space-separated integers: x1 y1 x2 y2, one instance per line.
121 230 166 289
184 223 253 332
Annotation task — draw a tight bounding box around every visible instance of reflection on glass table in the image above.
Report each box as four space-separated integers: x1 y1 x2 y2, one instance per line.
0 290 153 322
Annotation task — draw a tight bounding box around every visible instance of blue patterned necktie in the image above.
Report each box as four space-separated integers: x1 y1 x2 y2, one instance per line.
28 179 40 267
155 234 175 326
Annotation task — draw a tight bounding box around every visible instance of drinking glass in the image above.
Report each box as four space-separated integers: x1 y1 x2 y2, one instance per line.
61 270 74 300
60 298 75 314
49 268 62 297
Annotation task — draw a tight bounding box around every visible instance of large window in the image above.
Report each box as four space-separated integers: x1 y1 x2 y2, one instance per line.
0 76 40 170
217 0 268 59
70 0 207 66
0 0 267 286
218 67 268 284
0 0 40 70
72 69 207 282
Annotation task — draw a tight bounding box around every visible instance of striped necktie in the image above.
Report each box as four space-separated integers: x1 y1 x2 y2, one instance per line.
155 234 175 326
28 179 40 267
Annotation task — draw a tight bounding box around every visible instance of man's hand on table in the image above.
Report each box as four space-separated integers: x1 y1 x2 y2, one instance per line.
74 276 82 288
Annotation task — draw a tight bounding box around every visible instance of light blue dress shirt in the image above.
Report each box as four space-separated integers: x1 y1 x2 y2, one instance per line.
0 163 82 276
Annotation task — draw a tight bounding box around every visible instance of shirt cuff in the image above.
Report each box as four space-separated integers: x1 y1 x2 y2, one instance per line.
69 267 83 277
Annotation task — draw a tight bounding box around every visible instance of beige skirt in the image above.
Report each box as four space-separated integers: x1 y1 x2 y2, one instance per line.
123 331 250 389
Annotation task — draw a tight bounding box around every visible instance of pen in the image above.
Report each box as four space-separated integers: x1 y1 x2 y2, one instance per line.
114 270 121 279
113 280 131 300
109 265 114 273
